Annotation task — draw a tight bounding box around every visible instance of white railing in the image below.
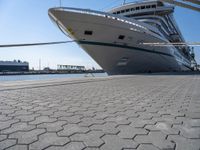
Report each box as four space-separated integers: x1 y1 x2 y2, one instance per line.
52 7 161 35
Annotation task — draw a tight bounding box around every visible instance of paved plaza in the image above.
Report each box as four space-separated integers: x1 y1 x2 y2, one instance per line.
0 74 200 150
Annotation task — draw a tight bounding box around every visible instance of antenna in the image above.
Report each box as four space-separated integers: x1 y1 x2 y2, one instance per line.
59 0 62 7
123 0 126 5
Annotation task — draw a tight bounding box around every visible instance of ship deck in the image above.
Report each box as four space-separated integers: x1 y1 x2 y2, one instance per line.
0 73 200 150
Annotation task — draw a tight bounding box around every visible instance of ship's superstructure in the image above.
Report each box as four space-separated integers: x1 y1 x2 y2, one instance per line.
48 0 196 75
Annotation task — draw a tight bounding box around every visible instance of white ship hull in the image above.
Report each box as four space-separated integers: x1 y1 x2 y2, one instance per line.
49 7 192 75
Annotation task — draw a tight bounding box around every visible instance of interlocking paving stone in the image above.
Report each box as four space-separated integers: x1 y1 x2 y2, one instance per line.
58 115 83 124
84 148 100 150
29 133 70 150
78 118 105 127
45 142 86 150
168 135 200 150
189 119 200 127
93 112 115 120
0 109 17 115
130 120 156 128
51 111 74 118
37 109 57 116
145 122 179 135
70 130 105 148
105 116 131 126
101 135 138 150
186 112 200 119
173 124 200 139
90 122 119 135
117 125 148 139
1 122 35 134
0 74 200 150
0 119 19 130
8 110 33 117
0 139 16 149
14 114 40 122
6 145 28 150
8 129 46 144
134 131 175 150
29 116 57 125
0 115 12 121
58 124 90 137
37 121 67 132
137 144 160 150
0 135 7 142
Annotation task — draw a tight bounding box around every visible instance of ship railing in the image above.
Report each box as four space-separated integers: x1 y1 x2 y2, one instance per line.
51 7 162 37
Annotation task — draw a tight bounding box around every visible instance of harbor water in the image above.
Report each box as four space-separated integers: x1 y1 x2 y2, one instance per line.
0 73 107 82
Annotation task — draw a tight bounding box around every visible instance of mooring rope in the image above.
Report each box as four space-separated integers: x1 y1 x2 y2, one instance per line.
0 40 76 48
0 40 200 48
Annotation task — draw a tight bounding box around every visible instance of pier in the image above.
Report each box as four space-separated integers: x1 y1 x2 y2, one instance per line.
0 73 200 150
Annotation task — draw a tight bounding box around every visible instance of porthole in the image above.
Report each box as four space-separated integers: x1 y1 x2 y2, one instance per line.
118 35 125 40
84 30 93 35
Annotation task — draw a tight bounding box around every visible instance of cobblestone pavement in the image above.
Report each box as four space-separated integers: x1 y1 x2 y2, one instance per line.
0 74 200 150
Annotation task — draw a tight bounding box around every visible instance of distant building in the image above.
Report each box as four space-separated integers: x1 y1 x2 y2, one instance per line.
0 60 29 72
57 65 85 71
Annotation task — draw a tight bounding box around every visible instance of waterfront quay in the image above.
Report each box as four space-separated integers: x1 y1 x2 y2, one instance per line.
0 69 104 76
0 74 200 150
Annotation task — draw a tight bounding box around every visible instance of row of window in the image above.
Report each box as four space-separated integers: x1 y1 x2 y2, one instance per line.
113 4 157 15
85 30 126 40
84 28 160 40
57 65 85 70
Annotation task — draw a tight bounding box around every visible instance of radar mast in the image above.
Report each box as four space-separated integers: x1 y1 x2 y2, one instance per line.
123 0 126 5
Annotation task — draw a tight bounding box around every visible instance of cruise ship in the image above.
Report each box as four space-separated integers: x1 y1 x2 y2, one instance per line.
48 0 196 75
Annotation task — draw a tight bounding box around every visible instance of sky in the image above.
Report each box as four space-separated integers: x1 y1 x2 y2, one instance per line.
0 0 199 70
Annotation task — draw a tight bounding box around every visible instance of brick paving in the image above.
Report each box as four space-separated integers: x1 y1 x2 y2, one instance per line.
0 74 200 150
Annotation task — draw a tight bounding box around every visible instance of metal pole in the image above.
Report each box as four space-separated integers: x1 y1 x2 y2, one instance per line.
59 0 62 7
123 0 126 5
39 59 41 71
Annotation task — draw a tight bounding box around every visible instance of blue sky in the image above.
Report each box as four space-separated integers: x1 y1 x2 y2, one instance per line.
0 0 199 70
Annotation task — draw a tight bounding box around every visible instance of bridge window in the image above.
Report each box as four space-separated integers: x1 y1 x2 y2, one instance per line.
146 5 150 9
141 6 145 9
118 35 125 40
152 5 156 8
131 8 135 11
136 7 140 10
126 9 130 12
84 30 93 35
